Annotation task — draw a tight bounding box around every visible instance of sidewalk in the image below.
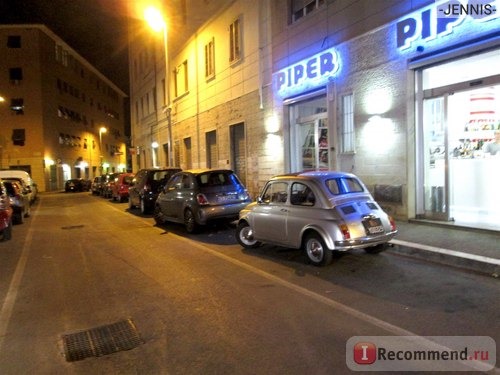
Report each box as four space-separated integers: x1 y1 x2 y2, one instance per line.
388 220 500 277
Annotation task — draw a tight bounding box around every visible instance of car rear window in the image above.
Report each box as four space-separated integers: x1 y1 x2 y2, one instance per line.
197 172 237 187
123 176 133 185
326 177 364 195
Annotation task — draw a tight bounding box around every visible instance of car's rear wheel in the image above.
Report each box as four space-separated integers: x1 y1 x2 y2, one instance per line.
1 219 12 241
14 211 23 225
236 221 261 249
303 232 332 266
184 209 198 234
153 205 165 225
364 243 388 254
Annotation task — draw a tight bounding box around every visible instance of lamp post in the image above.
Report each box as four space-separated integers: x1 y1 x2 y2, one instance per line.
0 96 4 169
99 127 107 171
144 6 173 167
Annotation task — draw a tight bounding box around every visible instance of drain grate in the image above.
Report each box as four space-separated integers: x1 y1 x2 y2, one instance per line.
62 319 142 362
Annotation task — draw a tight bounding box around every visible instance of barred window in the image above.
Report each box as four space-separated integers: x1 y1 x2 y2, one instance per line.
292 0 325 23
229 18 242 64
174 60 188 97
205 38 215 79
341 93 355 153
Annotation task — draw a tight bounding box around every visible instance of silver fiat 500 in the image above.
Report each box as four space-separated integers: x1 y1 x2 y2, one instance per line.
236 171 397 266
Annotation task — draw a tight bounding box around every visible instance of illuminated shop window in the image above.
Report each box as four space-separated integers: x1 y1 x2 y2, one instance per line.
341 94 355 153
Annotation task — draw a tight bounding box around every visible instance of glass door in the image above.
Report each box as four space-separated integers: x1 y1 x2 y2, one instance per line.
296 117 329 171
422 96 450 220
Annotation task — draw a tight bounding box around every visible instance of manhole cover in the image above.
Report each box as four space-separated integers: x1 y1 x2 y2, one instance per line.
62 319 142 362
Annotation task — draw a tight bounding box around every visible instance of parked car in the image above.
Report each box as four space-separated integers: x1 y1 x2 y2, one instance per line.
111 173 135 202
129 167 181 214
0 180 13 241
91 174 111 196
64 178 87 192
0 170 36 204
102 173 121 198
236 171 398 266
153 169 251 233
91 176 101 195
3 180 30 224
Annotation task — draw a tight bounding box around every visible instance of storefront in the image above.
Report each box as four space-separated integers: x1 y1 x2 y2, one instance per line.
272 1 499 231
402 4 500 230
274 47 340 173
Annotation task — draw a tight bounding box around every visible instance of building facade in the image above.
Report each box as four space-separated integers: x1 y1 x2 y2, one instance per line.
128 0 500 232
0 25 128 192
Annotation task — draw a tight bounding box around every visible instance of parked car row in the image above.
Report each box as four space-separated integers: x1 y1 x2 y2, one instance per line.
0 170 38 241
88 172 135 202
103 168 398 266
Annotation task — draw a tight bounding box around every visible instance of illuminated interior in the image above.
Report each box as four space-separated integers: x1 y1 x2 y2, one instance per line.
420 50 500 230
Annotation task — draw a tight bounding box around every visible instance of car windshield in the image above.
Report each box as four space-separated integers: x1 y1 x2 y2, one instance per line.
197 172 236 187
325 177 364 195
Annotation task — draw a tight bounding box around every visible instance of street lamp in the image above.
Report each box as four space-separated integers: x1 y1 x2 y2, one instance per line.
144 6 173 167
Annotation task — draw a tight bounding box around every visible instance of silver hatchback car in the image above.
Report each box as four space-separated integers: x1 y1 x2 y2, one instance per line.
236 171 397 266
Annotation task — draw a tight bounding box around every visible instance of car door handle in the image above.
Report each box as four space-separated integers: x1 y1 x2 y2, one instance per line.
280 208 289 212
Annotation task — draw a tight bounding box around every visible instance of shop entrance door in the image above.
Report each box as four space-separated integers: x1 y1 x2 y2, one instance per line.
422 96 450 220
421 84 500 228
296 116 329 171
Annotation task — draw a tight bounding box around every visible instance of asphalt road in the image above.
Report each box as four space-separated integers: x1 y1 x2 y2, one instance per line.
0 192 498 374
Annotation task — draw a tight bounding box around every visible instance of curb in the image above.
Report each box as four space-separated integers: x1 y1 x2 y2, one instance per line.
388 239 500 277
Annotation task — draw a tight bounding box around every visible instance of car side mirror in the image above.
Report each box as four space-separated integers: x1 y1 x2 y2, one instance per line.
257 196 263 204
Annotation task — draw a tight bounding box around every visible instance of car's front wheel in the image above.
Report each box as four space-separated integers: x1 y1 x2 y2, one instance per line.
153 205 165 225
303 232 332 266
236 221 261 249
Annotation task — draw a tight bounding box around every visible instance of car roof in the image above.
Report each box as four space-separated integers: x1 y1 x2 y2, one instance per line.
178 168 234 175
270 171 358 181
140 167 181 172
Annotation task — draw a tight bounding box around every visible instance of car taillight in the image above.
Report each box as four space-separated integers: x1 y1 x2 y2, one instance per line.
0 197 8 210
339 223 351 240
389 216 397 231
197 193 209 205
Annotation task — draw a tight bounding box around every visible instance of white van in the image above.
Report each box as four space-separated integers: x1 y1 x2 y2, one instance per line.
0 170 37 203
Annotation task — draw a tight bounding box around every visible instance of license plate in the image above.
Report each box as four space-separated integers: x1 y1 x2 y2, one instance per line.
217 194 235 203
362 217 384 235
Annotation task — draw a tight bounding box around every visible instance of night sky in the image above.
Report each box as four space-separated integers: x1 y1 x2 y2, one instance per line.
0 0 130 93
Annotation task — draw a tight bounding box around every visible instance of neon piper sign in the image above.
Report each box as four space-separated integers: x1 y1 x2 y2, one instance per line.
274 47 340 98
396 0 499 51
